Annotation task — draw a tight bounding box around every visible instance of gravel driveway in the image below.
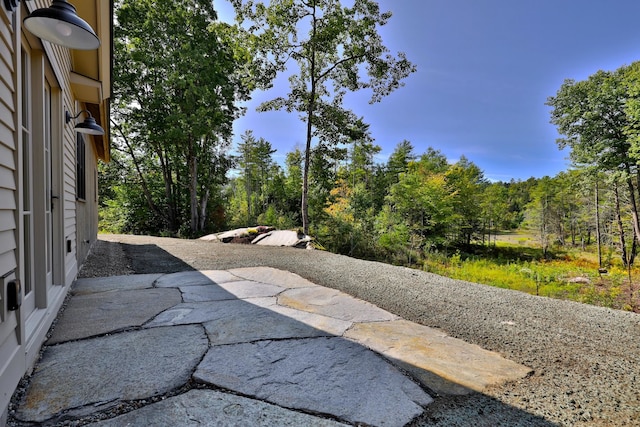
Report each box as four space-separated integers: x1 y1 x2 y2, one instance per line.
81 234 640 426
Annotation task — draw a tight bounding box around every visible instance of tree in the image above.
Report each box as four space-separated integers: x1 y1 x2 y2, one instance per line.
113 0 252 234
480 183 510 245
236 130 277 222
547 65 640 245
560 170 595 248
380 149 455 256
525 177 554 258
503 178 536 229
386 140 415 180
283 148 304 224
445 156 487 245
367 140 415 211
321 119 380 256
344 118 379 186
622 61 640 157
230 0 416 234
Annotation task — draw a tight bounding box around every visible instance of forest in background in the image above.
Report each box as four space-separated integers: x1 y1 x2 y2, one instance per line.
102 0 640 311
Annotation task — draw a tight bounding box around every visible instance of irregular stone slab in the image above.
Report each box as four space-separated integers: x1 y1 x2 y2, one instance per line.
155 270 239 288
181 280 285 302
194 337 432 427
145 301 233 327
345 320 533 395
242 296 278 308
16 325 208 423
219 280 286 298
201 300 337 345
211 227 278 243
252 229 312 248
87 389 349 427
144 299 329 343
201 270 245 284
215 227 253 240
179 284 240 302
229 267 318 289
47 288 182 344
72 274 162 295
278 287 399 322
262 304 352 336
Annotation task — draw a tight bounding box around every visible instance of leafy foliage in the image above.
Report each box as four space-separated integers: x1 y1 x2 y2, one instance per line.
230 0 416 233
110 0 254 235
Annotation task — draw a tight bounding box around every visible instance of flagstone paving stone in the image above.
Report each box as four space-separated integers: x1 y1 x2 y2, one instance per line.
160 299 333 344
47 288 182 344
228 266 319 288
256 302 353 336
86 390 350 427
180 280 285 302
71 273 162 295
345 320 533 396
201 269 248 284
218 279 287 298
178 283 242 302
154 270 241 288
16 325 208 423
194 337 432 427
144 301 239 327
278 286 400 322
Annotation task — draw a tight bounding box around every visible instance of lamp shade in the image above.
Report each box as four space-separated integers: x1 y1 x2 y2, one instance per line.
75 115 104 135
23 0 100 50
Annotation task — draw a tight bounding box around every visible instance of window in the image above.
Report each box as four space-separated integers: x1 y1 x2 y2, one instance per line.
21 46 33 299
76 133 86 200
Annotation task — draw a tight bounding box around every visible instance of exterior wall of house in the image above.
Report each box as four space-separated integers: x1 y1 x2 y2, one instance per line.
0 5 23 419
76 133 100 264
0 0 110 418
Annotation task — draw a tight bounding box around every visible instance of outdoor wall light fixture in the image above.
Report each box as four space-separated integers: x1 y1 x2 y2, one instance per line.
5 0 100 50
66 110 105 136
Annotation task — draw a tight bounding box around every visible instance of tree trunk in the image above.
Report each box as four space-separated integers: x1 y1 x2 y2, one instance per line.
626 175 640 245
540 195 549 258
301 7 318 236
246 164 252 223
112 120 166 224
613 183 628 267
595 179 602 269
158 149 178 232
189 148 199 233
199 188 210 232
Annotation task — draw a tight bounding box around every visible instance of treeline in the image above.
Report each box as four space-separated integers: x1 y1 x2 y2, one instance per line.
100 127 638 269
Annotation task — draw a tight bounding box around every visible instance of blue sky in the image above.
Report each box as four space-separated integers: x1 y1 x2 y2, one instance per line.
214 0 640 182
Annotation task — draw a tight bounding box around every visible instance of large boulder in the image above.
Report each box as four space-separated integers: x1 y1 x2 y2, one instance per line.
200 227 313 248
252 230 313 248
200 226 274 243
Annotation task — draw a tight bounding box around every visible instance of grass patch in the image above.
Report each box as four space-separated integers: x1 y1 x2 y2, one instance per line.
423 243 638 312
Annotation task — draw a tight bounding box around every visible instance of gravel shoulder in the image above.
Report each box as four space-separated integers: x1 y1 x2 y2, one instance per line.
82 234 640 426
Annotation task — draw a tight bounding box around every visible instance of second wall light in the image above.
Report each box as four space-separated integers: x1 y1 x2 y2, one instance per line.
66 110 104 136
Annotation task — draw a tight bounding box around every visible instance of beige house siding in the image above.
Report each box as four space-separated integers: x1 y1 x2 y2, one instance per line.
0 4 20 419
0 6 16 281
0 1 110 419
76 135 99 264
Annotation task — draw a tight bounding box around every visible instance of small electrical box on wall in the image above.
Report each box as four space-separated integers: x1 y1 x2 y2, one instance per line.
7 278 21 311
1 269 20 313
